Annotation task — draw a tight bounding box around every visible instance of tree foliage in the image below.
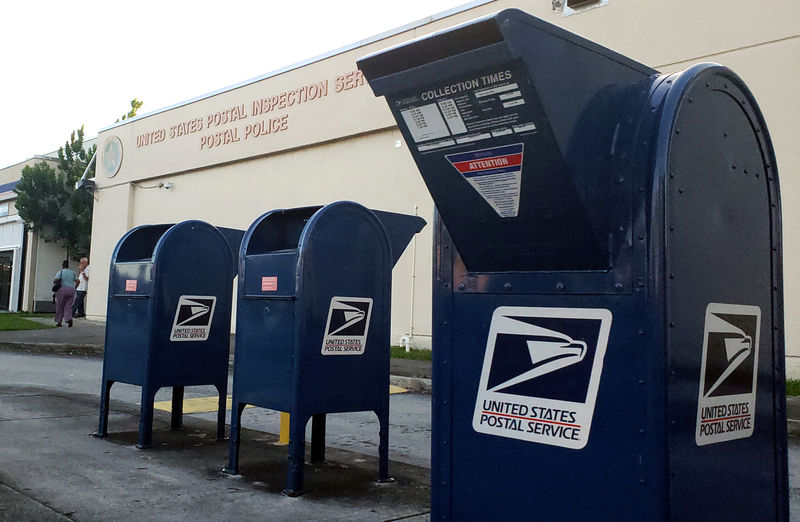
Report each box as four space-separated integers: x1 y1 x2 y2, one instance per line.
117 98 143 123
13 161 66 243
14 100 143 259
55 126 96 256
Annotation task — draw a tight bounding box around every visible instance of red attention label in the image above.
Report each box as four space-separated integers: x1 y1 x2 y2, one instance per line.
449 153 523 176
261 276 278 292
125 280 137 292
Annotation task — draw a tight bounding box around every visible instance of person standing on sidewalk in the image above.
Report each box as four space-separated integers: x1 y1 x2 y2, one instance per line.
72 257 90 318
53 259 78 327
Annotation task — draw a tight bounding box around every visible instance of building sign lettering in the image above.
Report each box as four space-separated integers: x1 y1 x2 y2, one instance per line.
136 129 167 148
335 70 365 92
135 70 366 152
169 118 204 139
252 80 329 115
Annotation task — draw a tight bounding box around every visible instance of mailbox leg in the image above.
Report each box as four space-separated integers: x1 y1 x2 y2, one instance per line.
170 386 184 431
215 382 227 441
284 413 308 497
225 401 246 475
137 384 157 449
97 379 114 437
377 407 392 483
310 414 326 464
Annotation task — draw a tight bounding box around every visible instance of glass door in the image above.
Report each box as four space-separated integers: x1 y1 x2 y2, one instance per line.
0 251 12 310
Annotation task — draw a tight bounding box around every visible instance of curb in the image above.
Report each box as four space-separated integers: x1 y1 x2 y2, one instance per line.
0 484 71 522
788 419 800 438
0 343 433 393
0 342 103 357
391 375 432 394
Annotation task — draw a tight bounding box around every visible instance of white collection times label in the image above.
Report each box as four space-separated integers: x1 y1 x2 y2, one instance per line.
473 307 612 450
695 303 761 446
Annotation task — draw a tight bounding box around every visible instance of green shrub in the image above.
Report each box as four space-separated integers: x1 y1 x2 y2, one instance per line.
390 346 432 361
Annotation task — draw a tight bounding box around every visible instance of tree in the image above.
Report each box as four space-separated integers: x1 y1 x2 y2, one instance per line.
117 98 143 122
13 161 67 244
14 100 143 259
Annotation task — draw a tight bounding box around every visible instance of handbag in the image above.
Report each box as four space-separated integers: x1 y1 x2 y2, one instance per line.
52 270 62 293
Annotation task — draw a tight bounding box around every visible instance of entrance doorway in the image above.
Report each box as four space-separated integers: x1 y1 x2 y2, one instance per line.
0 251 12 310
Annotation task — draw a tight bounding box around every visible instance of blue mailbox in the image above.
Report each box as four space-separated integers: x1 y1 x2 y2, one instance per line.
359 9 787 521
226 201 425 496
97 220 242 448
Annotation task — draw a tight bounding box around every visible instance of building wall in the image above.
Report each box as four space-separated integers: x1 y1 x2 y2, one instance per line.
0 157 58 184
22 229 72 313
0 156 72 313
91 0 800 359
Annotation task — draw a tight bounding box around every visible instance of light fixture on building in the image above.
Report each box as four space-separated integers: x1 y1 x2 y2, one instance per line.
75 178 96 192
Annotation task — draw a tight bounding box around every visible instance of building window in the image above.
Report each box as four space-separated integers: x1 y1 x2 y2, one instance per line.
0 203 8 217
557 0 608 16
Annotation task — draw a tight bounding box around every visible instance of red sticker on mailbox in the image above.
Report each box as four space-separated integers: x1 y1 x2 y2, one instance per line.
125 280 137 292
262 276 278 292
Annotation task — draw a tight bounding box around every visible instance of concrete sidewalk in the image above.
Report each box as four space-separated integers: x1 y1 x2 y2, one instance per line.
0 383 431 521
0 317 433 392
0 320 435 519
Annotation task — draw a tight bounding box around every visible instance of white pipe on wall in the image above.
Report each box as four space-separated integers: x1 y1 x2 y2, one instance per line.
406 204 419 352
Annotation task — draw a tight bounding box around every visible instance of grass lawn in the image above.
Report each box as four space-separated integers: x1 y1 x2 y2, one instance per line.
0 313 55 331
390 346 432 361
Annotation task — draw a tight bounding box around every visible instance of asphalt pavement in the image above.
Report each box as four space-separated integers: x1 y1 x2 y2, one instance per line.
0 317 434 521
2 318 799 520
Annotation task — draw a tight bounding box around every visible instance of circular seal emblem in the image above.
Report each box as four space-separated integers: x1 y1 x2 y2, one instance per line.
102 136 123 178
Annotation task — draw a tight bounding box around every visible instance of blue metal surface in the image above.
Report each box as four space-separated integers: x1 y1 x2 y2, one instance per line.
359 8 786 521
97 220 239 448
226 201 425 496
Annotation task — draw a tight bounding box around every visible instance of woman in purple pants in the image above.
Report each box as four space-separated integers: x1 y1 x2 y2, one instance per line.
53 260 78 327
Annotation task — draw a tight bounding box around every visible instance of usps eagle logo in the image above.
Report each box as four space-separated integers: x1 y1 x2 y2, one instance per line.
170 296 217 341
695 303 760 446
321 297 373 355
473 306 612 449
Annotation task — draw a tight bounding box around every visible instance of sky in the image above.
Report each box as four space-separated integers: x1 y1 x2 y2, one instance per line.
0 0 479 169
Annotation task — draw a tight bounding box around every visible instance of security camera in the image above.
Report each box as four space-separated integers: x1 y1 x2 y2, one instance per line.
75 179 96 192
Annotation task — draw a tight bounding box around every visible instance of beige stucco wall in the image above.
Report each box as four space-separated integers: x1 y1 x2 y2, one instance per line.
28 230 72 308
0 157 59 184
0 157 74 312
90 128 434 344
92 0 799 358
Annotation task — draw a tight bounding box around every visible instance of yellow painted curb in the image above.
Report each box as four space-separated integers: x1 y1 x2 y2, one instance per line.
153 385 408 414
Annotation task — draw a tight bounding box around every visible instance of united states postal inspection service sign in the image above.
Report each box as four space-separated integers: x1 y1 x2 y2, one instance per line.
473 306 612 449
